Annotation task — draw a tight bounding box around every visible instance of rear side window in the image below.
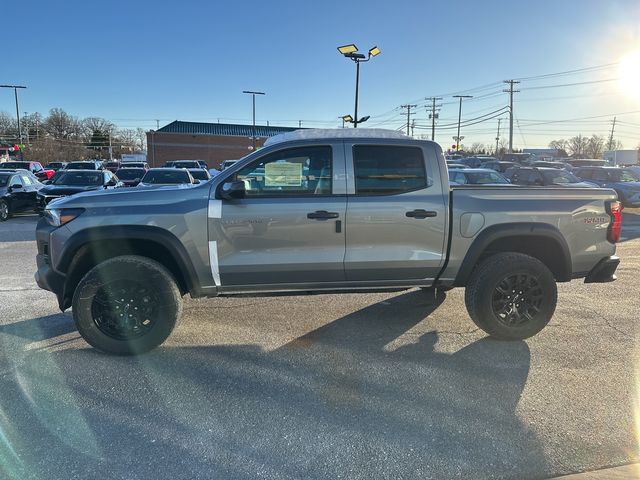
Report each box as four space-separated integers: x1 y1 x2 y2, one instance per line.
353 145 428 196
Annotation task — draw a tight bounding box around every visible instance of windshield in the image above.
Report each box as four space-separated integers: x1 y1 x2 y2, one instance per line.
541 170 580 184
189 170 209 180
51 171 103 186
142 170 190 184
115 169 145 180
2 162 28 169
66 163 95 170
172 161 198 169
465 171 509 184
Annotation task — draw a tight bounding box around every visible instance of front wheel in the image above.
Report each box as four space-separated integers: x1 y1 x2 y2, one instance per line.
0 200 9 221
72 255 183 355
465 252 557 340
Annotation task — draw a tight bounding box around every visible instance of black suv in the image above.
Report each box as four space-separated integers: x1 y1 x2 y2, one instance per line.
507 167 596 188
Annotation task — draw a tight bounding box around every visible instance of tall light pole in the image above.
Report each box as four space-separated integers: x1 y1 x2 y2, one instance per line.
242 90 265 150
337 44 380 128
453 95 473 151
0 85 27 146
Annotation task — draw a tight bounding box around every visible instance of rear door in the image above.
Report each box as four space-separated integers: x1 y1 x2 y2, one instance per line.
210 143 347 287
344 143 447 282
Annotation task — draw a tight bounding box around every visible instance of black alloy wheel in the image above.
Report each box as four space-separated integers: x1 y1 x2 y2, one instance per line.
490 273 544 327
91 281 159 340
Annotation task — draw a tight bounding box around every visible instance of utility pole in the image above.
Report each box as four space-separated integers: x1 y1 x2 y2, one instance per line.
155 119 159 130
495 118 502 156
242 90 266 150
428 96 442 141
503 80 520 153
400 104 417 136
0 85 27 148
453 95 473 151
411 120 416 137
607 117 617 151
298 120 302 128
108 130 113 161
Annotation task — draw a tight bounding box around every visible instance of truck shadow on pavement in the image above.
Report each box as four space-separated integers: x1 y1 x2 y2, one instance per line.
0 291 550 480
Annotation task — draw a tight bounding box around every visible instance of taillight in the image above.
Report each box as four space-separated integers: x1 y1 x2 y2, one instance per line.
606 200 622 243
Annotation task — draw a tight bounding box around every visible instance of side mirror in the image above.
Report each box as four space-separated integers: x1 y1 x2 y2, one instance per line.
9 184 22 191
193 179 200 185
219 180 246 200
105 179 117 187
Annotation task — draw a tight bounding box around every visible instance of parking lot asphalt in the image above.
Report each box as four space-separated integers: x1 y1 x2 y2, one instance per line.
0 212 639 480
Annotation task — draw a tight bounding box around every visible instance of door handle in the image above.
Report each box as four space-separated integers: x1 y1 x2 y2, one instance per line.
307 210 339 220
406 209 437 219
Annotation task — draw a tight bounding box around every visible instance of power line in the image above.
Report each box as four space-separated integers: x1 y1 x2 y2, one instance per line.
520 78 618 91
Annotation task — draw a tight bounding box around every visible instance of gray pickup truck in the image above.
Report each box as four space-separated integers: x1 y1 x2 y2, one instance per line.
35 130 622 355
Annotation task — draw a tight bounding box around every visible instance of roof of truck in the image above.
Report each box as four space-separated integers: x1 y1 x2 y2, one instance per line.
264 128 409 147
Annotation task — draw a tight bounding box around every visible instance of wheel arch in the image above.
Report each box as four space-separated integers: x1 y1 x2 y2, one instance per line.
59 226 200 309
453 223 572 287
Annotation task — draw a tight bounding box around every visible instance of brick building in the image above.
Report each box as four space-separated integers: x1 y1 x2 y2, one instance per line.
146 121 299 168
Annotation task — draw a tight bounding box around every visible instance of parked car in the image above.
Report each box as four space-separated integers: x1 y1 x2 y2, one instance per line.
36 169 121 212
115 168 147 187
120 162 149 170
188 168 212 182
566 159 607 168
446 163 467 170
138 168 198 187
481 160 517 173
500 153 533 164
508 167 597 188
47 161 68 171
0 170 44 220
458 157 486 168
35 129 621 354
530 161 573 171
448 168 512 185
65 160 104 170
1 161 54 181
573 166 640 207
165 160 203 169
105 161 121 173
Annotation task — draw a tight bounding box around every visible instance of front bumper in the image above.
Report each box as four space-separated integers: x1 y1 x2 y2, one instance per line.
35 218 69 310
584 256 620 283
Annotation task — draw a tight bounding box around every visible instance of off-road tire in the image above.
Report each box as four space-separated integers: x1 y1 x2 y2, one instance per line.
465 252 557 340
72 255 182 355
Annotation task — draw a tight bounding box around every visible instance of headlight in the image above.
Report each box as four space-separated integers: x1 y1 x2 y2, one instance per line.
44 208 85 227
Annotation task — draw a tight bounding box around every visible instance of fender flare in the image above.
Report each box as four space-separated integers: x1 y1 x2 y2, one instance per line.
453 222 572 286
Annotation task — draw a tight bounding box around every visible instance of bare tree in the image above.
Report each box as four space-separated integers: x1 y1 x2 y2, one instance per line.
468 142 486 155
567 134 589 157
0 112 17 139
585 134 605 159
548 139 568 152
44 108 82 139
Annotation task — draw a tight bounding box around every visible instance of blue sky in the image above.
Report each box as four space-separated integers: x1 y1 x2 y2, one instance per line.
3 0 640 148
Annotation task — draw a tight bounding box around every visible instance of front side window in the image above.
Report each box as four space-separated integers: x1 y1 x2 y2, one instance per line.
353 145 428 195
235 146 332 196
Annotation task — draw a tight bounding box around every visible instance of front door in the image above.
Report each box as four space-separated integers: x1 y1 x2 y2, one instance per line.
209 144 347 288
344 143 447 282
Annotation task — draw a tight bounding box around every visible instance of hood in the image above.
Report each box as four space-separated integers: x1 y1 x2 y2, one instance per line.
47 181 210 210
610 181 640 190
39 184 104 196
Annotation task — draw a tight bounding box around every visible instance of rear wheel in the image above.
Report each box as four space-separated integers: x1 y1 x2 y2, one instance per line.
72 255 182 355
0 200 9 221
465 252 557 340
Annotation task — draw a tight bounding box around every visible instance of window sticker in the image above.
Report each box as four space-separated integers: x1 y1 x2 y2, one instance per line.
265 162 303 186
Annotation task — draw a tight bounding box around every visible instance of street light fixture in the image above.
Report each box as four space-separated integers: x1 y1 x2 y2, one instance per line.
0 85 27 149
242 90 265 150
452 94 473 151
337 44 380 128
